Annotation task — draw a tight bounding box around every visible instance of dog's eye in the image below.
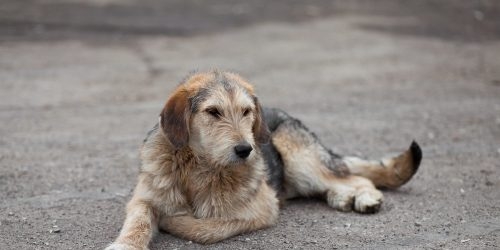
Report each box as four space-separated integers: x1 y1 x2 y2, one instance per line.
206 108 221 118
242 108 251 117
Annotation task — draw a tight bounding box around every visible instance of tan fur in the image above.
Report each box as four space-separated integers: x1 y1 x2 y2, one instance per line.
107 71 278 250
106 71 421 250
343 146 420 188
271 122 383 213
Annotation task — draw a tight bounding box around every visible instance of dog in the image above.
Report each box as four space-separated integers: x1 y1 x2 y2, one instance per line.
106 70 422 249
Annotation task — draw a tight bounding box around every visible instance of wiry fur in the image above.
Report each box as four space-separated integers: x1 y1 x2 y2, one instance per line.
106 70 422 250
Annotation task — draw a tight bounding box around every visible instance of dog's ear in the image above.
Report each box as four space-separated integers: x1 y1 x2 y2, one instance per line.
159 89 191 149
252 96 270 144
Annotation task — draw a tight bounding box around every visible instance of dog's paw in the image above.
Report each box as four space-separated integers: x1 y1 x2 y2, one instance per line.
354 189 383 213
105 243 145 250
326 189 355 212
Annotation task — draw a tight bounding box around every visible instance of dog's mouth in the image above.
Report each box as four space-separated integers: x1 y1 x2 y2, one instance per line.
229 154 251 164
226 151 256 166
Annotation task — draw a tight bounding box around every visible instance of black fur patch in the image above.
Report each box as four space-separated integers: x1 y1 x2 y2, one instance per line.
261 142 285 192
410 140 422 171
262 108 289 132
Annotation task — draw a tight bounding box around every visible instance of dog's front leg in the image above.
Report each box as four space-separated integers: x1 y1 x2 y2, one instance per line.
159 215 274 244
106 195 158 250
160 182 279 244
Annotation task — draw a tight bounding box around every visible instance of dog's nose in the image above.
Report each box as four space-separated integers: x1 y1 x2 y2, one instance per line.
234 143 253 159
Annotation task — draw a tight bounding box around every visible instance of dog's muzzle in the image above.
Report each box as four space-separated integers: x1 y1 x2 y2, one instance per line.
234 142 253 159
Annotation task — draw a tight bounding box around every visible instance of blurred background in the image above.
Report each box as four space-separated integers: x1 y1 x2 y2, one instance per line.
1 1 499 249
1 0 500 41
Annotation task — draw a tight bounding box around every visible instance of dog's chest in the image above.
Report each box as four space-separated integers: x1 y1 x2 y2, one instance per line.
187 167 260 218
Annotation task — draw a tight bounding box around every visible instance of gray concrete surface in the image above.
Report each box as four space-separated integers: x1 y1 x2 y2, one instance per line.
1 0 499 249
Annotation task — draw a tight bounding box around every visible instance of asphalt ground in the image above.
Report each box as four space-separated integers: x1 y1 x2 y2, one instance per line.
0 1 499 249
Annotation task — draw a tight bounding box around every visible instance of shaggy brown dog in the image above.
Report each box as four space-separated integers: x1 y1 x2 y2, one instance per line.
106 70 422 250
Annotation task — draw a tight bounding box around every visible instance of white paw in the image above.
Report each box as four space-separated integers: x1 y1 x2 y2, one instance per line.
354 189 383 213
105 243 144 250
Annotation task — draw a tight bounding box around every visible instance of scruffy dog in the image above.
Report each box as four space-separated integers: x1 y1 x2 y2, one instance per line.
106 70 422 249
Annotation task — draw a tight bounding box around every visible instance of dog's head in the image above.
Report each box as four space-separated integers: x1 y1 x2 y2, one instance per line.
159 71 270 165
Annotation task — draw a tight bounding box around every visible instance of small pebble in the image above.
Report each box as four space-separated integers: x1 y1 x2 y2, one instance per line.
427 132 435 140
344 223 351 228
50 228 61 233
8 212 14 216
245 238 250 241
473 10 484 21
461 239 470 243
414 221 422 227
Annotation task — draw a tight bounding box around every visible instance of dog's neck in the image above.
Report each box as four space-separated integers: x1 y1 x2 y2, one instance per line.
184 152 267 218
141 129 268 218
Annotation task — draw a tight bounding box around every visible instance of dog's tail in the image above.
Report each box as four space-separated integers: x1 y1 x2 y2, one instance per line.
342 141 422 189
